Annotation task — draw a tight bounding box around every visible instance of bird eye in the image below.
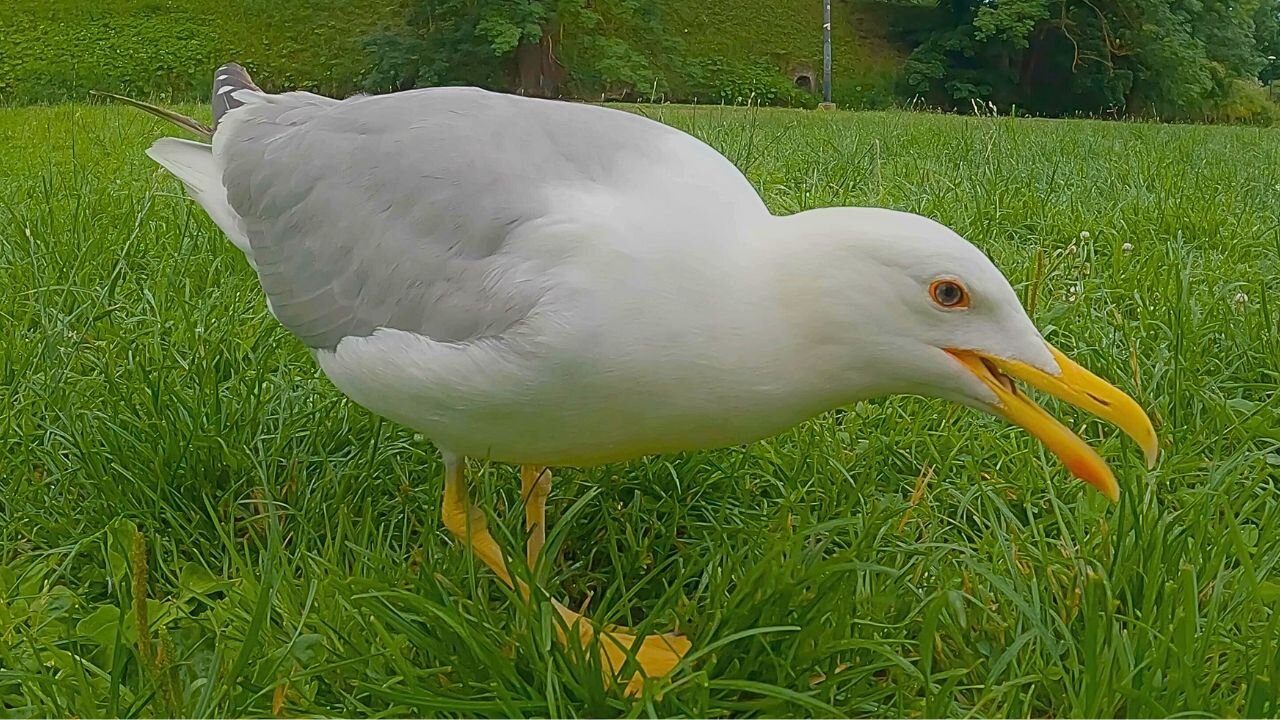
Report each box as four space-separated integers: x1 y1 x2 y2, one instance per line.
929 279 970 309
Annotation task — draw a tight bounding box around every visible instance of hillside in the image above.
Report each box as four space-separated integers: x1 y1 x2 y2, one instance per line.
0 0 405 102
0 0 909 106
656 0 907 106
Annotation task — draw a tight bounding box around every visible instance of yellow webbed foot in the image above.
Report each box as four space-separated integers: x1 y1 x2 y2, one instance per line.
447 462 690 697
552 599 691 697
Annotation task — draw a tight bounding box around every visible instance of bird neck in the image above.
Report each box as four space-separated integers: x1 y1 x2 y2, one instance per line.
749 209 910 408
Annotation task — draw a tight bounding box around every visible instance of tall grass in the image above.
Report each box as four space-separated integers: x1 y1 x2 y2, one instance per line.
1 103 1278 716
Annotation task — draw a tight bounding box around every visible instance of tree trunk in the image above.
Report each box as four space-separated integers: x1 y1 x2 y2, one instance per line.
515 29 563 97
1018 26 1048 98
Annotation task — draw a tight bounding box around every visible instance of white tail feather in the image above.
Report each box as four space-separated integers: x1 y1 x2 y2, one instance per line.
146 137 255 267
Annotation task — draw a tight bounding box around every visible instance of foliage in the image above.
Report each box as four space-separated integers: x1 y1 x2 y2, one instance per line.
0 0 910 109
360 0 554 93
8 0 1270 120
1205 77 1280 124
554 0 671 100
360 0 906 107
1259 1 1280 84
900 0 1280 120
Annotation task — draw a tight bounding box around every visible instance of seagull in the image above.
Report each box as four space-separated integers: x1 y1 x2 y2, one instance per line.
103 63 1158 693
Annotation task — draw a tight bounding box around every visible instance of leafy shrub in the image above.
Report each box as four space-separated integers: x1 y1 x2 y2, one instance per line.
360 31 431 94
894 0 1280 122
1202 78 1280 125
677 56 816 106
556 0 671 100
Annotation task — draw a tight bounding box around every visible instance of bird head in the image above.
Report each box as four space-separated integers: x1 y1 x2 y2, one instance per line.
778 207 1158 500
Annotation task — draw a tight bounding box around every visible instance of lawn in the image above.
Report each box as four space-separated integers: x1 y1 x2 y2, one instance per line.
1 102 1279 717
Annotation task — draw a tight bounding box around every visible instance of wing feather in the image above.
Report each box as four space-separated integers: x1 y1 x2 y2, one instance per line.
214 87 765 350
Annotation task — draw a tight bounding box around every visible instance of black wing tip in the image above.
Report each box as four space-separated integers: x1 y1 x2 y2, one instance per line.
212 61 262 129
214 62 258 85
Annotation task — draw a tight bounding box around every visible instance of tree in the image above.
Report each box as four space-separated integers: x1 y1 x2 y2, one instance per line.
901 0 1279 118
361 0 557 95
360 0 672 99
1258 0 1280 83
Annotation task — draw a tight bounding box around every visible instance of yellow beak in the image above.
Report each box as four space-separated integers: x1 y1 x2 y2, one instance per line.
946 344 1158 502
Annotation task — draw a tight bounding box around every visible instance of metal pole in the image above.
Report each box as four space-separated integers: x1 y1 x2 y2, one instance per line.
823 0 832 104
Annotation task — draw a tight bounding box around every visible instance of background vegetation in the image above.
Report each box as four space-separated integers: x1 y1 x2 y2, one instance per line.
0 0 402 103
897 0 1280 121
3 102 1280 717
3 0 1278 121
355 0 907 107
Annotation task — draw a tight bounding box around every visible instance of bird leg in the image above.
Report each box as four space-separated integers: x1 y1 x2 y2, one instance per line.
441 455 514 588
520 465 551 570
517 464 690 697
441 457 690 695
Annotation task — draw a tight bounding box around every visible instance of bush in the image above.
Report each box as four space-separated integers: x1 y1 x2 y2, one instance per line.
1202 79 1280 125
677 56 818 106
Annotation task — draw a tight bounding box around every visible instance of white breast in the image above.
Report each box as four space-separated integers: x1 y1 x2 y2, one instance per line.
314 175 830 465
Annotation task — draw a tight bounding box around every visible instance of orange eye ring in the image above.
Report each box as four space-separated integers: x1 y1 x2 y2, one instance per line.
929 279 970 309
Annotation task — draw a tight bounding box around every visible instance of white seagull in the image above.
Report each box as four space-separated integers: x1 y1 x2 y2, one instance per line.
105 63 1158 693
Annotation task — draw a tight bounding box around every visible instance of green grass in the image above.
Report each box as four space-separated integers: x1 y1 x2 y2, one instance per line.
2 102 1279 717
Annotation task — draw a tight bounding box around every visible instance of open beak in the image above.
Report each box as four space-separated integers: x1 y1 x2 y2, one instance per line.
946 344 1158 502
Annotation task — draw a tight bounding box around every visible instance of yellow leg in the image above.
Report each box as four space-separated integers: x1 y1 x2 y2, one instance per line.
518 465 689 696
520 465 551 570
440 455 514 588
443 457 690 696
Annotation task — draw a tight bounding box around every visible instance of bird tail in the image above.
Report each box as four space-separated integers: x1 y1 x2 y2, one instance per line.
144 138 254 262
91 61 262 140
93 63 264 266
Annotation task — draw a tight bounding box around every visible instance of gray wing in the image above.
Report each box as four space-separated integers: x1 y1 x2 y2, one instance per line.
215 87 763 350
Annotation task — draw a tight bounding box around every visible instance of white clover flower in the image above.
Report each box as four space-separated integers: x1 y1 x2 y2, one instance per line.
1122 242 1134 253
1234 292 1249 306
1079 231 1090 240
